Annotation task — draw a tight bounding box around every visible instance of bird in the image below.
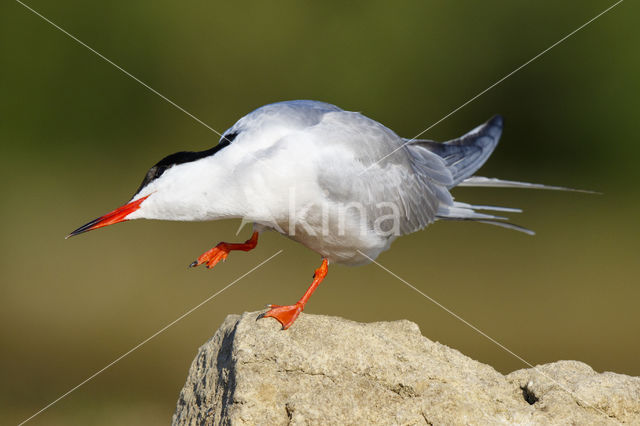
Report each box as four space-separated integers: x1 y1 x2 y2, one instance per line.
68 100 587 329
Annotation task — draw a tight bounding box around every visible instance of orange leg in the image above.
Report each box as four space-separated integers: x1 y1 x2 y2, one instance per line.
263 258 329 330
190 231 259 269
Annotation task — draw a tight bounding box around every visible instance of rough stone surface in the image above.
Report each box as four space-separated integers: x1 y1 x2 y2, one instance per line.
173 312 640 425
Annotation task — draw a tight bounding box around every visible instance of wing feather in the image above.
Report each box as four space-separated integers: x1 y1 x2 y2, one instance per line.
313 111 454 235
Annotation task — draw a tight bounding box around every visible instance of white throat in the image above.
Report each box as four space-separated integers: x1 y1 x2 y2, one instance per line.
128 154 248 222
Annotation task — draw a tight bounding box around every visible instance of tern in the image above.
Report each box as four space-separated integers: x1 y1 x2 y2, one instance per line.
68 100 585 329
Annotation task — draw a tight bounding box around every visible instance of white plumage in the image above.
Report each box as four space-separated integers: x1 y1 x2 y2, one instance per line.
123 100 557 264
70 100 587 328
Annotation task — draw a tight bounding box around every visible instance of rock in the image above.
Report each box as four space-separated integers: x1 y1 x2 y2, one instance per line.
173 312 640 425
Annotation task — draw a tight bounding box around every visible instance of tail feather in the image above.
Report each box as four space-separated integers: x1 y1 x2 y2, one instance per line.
437 203 508 222
453 201 522 213
420 115 596 235
436 215 535 236
437 202 533 235
437 175 595 235
458 176 598 194
476 220 535 236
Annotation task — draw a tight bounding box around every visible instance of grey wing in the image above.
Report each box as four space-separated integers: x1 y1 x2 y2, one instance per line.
313 112 539 237
225 100 344 137
314 111 455 235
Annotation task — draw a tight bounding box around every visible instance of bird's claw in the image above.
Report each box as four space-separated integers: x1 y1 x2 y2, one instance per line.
190 244 230 269
262 303 304 330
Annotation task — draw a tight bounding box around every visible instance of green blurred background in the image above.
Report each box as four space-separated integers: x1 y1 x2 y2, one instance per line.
2 0 638 424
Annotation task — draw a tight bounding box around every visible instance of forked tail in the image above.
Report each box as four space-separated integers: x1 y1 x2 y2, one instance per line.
436 177 596 235
412 115 595 234
457 176 597 194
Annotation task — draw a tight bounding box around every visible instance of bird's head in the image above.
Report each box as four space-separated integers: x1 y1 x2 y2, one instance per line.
67 135 236 238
